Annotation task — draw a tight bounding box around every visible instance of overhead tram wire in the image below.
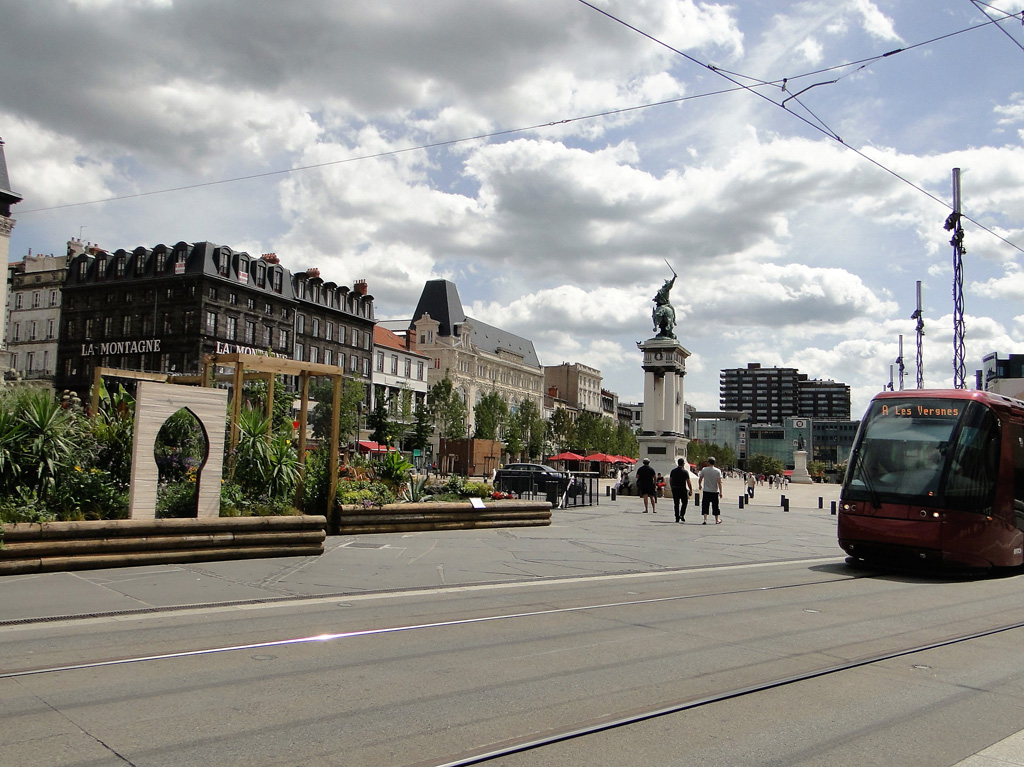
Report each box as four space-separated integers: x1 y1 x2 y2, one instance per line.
17 8 1023 257
19 12 1003 217
576 0 1024 258
14 85 765 216
970 1 1024 53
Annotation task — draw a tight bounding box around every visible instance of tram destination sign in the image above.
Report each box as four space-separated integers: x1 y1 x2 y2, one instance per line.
879 402 960 418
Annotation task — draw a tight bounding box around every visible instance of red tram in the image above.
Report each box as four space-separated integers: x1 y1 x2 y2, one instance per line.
839 389 1024 569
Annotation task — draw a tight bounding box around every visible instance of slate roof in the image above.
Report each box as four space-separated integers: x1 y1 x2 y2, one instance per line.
410 279 542 368
0 139 23 216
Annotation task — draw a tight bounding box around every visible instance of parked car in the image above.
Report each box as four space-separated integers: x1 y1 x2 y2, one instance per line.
493 463 571 496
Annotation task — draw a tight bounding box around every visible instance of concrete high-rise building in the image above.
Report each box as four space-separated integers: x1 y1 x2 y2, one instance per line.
720 363 850 423
0 138 24 367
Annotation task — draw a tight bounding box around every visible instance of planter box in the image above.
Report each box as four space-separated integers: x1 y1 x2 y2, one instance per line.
0 515 327 576
336 499 551 535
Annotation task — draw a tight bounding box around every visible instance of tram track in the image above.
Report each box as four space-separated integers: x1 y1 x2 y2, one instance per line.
0 567 870 679
417 615 1024 767
4 560 1022 766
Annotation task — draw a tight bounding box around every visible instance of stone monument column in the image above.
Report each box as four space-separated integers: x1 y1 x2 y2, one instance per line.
636 268 690 480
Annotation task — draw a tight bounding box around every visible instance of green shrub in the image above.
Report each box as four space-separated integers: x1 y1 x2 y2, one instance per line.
220 481 300 516
463 481 493 498
50 466 129 520
157 481 198 518
301 448 330 514
335 479 395 507
0 487 55 524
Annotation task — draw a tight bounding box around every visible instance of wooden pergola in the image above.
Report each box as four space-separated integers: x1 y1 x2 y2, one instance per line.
91 353 351 517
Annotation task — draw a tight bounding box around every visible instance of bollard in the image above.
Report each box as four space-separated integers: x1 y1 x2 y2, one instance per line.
611 488 616 501
738 495 745 509
818 497 823 509
606 486 611 497
783 498 790 512
694 492 700 506
831 500 837 515
780 495 787 507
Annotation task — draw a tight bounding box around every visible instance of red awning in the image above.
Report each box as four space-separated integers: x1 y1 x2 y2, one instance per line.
357 440 398 453
549 451 585 461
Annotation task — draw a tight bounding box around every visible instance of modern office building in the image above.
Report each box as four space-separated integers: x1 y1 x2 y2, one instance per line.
977 352 1024 399
720 363 851 423
55 241 374 399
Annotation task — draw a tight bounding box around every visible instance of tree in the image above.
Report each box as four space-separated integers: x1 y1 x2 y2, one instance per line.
308 376 366 447
688 440 737 469
428 375 467 441
747 453 784 477
548 408 575 454
474 391 508 440
367 397 395 446
507 399 544 460
408 404 434 456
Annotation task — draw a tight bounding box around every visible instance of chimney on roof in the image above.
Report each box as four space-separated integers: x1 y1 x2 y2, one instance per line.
306 267 320 278
354 279 368 296
261 252 280 264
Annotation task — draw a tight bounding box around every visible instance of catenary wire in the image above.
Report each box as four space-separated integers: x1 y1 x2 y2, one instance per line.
970 0 1024 53
576 0 1024 256
14 5 1023 256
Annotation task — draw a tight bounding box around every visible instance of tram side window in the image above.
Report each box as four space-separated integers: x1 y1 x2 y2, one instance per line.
944 406 1000 509
1008 423 1024 529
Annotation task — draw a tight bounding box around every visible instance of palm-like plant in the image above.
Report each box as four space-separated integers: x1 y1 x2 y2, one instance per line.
20 389 77 499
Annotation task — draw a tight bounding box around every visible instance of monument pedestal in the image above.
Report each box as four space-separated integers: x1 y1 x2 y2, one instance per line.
790 449 813 484
636 337 690 480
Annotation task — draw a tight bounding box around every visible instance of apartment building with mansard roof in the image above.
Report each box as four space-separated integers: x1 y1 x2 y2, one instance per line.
56 241 374 398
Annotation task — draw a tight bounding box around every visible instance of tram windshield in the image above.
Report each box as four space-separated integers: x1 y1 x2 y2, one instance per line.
844 398 1000 511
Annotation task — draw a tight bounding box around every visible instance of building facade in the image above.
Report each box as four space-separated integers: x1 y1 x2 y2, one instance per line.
977 352 1024 399
6 251 68 381
544 362 602 414
408 279 544 431
720 363 851 423
55 241 374 398
372 324 430 423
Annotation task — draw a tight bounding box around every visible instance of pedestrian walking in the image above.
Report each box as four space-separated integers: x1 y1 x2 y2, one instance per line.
746 472 755 499
669 458 693 522
636 458 658 513
698 456 724 524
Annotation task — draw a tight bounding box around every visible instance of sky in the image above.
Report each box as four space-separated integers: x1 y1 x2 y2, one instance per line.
2 0 1023 420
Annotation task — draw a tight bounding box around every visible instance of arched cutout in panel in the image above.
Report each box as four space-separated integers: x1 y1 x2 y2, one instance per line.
129 382 228 519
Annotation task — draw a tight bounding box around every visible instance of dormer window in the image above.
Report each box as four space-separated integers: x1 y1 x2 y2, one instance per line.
97 258 108 279
256 263 266 287
238 259 249 283
174 250 186 275
156 251 167 273
219 255 230 276
115 257 126 277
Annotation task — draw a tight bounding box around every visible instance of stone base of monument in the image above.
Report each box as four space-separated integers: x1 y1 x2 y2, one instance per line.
790 449 814 484
638 434 690 483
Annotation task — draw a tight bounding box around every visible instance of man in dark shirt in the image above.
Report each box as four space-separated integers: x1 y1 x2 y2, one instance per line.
669 458 693 522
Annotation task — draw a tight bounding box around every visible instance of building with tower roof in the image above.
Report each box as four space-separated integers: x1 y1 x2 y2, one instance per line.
0 138 25 367
405 279 544 432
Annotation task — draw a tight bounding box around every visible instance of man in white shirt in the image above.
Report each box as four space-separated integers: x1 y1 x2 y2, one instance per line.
698 457 724 525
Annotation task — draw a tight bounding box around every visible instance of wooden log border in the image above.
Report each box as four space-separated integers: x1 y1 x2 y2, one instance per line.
0 501 551 575
0 515 327 576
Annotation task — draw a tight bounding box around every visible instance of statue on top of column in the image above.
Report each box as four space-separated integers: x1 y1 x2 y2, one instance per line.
652 262 677 340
